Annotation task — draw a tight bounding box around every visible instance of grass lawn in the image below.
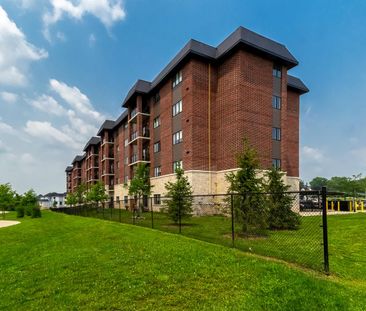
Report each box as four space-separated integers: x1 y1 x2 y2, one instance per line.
59 207 366 277
0 211 365 310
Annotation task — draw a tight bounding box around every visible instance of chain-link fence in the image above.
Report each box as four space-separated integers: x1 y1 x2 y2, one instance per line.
52 189 332 272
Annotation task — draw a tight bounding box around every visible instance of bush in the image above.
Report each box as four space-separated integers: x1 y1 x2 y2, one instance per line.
16 206 25 218
25 205 33 216
31 206 42 218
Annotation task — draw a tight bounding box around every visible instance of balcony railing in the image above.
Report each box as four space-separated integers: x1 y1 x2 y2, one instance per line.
131 131 138 141
131 154 138 163
142 127 150 137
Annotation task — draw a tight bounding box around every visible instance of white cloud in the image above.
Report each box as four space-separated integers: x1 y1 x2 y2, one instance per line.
29 94 67 116
50 79 104 122
0 6 48 86
24 120 80 149
43 0 126 40
302 146 324 162
0 91 18 103
0 121 16 134
0 139 11 154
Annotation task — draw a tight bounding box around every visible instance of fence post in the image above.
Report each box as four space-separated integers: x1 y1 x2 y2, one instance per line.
119 200 121 223
321 186 330 274
231 194 235 247
150 197 154 229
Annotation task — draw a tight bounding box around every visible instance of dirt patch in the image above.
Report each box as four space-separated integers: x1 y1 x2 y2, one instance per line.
0 221 20 228
223 233 268 240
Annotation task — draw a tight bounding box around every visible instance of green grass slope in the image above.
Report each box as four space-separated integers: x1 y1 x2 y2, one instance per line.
0 212 365 310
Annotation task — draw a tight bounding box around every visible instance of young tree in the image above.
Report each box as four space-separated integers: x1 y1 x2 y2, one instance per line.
128 163 153 216
65 192 77 207
0 183 15 218
75 183 87 205
164 168 193 224
225 140 267 235
21 189 39 216
265 167 301 230
85 182 108 207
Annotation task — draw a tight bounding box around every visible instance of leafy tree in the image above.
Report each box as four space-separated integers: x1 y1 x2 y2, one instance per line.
0 183 15 215
85 182 108 206
164 168 193 224
225 140 267 235
265 167 301 230
65 192 77 207
309 177 328 190
21 189 38 216
75 183 87 205
128 163 153 216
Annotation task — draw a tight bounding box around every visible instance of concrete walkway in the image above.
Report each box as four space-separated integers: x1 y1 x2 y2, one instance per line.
0 221 20 228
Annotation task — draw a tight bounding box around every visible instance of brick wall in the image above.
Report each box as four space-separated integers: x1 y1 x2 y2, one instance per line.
285 90 300 177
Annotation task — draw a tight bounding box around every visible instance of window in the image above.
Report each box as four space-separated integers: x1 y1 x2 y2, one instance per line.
124 123 128 129
172 100 182 116
173 160 183 172
173 130 183 145
272 96 281 109
116 161 120 168
124 157 128 165
272 158 281 169
124 176 128 184
153 141 161 153
124 196 128 204
272 127 281 141
172 71 182 88
154 166 161 177
153 116 160 128
124 138 128 146
116 145 120 152
273 64 282 78
153 93 160 103
154 194 161 205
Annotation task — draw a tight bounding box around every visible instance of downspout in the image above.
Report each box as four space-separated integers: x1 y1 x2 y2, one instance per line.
208 63 212 194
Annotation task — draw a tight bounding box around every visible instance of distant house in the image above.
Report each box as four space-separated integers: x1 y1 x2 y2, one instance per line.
38 192 66 209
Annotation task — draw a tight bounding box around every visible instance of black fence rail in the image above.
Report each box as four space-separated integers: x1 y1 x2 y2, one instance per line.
52 188 332 273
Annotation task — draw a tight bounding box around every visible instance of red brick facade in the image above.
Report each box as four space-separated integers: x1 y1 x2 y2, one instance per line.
66 27 307 195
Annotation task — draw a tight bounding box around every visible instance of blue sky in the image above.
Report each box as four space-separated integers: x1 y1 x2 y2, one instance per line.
1 0 366 194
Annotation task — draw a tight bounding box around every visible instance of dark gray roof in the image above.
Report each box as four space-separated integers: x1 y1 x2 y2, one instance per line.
113 109 128 129
123 26 300 106
43 192 66 198
65 166 73 172
97 120 115 136
287 75 309 94
72 155 84 164
83 136 101 151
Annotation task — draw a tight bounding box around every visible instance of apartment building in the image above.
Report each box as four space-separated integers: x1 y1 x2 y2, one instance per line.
66 26 308 201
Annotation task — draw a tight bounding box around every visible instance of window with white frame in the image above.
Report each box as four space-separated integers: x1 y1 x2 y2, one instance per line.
124 138 128 146
172 71 182 88
125 156 128 165
153 141 161 153
172 130 183 145
153 116 160 128
154 166 161 177
173 160 183 172
272 127 281 141
172 100 182 116
154 194 161 204
272 96 281 109
124 176 128 184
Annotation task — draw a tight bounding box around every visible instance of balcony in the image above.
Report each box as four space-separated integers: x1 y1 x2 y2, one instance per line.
128 152 150 166
129 108 151 123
